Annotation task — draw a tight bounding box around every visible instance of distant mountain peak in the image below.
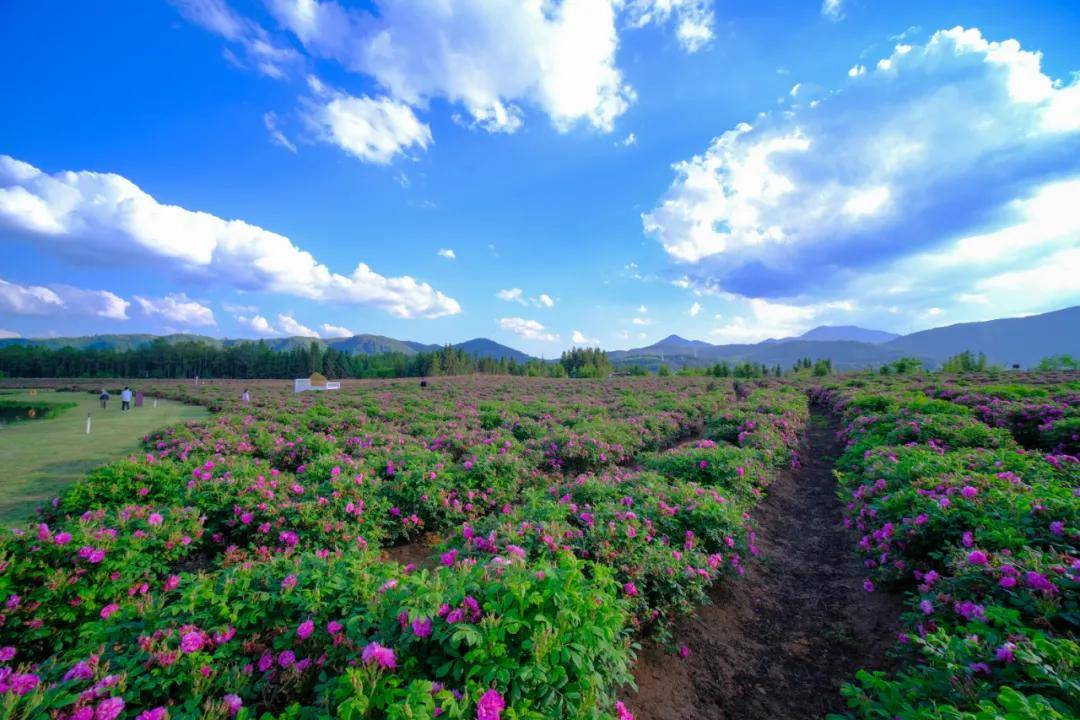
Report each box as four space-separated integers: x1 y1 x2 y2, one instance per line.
798 325 900 344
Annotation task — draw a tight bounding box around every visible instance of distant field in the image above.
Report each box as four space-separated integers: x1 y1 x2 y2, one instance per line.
0 389 208 522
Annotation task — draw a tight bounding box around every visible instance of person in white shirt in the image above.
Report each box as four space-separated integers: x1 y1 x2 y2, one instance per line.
121 386 133 411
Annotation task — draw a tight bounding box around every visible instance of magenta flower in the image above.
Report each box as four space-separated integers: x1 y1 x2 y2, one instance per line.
862 579 875 593
148 512 164 526
100 603 119 619
616 701 635 720
223 694 243 716
64 661 94 682
137 708 168 720
361 642 397 670
54 531 72 545
297 620 314 640
622 582 639 597
180 631 204 654
960 486 978 498
412 617 433 638
9 672 39 696
967 550 988 566
0 647 15 662
327 620 343 635
995 642 1016 663
278 650 296 668
679 644 690 659
95 697 125 720
281 574 298 590
476 689 505 720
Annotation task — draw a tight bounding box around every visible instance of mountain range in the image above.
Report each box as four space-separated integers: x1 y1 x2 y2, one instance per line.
1 305 1076 370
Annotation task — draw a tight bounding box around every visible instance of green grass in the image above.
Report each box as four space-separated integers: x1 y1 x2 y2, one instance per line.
0 390 208 523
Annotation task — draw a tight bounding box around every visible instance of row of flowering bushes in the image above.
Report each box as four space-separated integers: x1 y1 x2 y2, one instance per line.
922 379 1080 455
0 376 807 719
812 377 1079 719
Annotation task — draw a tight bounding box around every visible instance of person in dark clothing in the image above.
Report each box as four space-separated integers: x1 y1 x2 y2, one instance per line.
99 389 109 409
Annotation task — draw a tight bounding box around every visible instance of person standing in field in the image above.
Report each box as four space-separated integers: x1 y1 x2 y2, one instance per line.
241 388 250 404
99 388 109 409
121 386 132 412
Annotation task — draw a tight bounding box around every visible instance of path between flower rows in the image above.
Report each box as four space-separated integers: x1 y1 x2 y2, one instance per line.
625 409 903 720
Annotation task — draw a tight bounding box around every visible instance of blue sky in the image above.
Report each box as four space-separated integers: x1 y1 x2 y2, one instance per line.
1 0 1078 354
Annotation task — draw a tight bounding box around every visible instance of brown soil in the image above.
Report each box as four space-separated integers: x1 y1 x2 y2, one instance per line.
624 410 902 720
382 534 441 570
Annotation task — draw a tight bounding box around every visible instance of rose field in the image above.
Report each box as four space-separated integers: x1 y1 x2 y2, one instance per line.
0 374 1076 719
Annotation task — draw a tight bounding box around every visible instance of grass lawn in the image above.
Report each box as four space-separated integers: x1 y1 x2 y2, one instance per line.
0 389 208 523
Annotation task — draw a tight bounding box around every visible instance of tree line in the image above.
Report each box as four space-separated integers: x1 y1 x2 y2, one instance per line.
0 340 616 380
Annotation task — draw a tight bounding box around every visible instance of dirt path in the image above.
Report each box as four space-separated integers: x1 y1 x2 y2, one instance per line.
625 410 902 720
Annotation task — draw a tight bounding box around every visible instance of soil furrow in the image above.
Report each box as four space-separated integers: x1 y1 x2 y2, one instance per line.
626 409 902 720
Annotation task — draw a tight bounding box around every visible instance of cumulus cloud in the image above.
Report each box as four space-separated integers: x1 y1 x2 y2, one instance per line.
171 0 303 78
236 313 275 335
496 288 554 308
437 248 456 259
0 329 19 339
135 294 216 326
689 301 702 316
303 76 433 164
708 297 854 343
277 313 319 337
319 322 354 338
498 317 559 342
496 288 525 303
571 329 599 345
645 27 1080 319
268 0 638 133
0 276 129 320
0 155 461 319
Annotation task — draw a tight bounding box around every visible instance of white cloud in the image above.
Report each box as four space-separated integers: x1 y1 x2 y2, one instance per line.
821 0 845 22
303 77 432 164
498 316 559 342
637 305 648 313
643 26 1080 315
134 294 216 326
496 288 525 304
319 322 354 338
0 156 460 319
571 329 598 345
847 64 865 77
0 329 19 339
263 112 298 152
437 248 456 259
237 314 275 335
708 298 840 343
632 317 650 326
624 1 715 53
276 313 319 337
618 132 637 147
171 0 303 78
267 0 718 134
0 277 129 320
496 287 554 308
689 301 702 316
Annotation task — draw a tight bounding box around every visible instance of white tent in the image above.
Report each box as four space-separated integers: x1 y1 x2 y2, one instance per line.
294 373 341 393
